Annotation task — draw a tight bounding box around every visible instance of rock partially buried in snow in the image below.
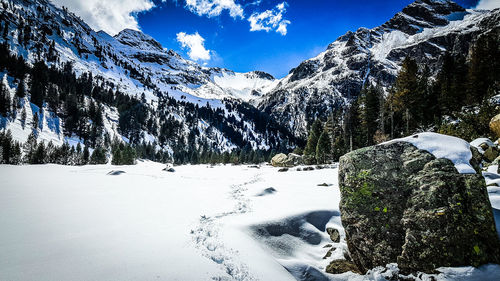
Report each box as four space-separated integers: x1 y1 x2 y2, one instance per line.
383 132 477 174
326 227 340 243
256 187 277 196
471 137 494 154
339 133 500 274
107 170 126 175
270 153 304 167
271 153 288 167
484 146 499 162
326 259 361 274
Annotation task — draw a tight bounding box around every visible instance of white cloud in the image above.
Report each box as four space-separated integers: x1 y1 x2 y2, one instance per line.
176 32 212 61
248 2 290 36
184 0 244 19
475 0 500 10
51 0 157 35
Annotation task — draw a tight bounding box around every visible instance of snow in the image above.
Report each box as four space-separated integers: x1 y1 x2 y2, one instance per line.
212 71 278 102
471 137 495 153
1 162 499 280
385 132 476 174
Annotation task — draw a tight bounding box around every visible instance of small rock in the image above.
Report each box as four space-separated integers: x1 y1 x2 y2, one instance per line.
163 167 175 172
484 146 499 162
317 183 330 187
303 167 315 171
327 227 340 243
296 167 302 171
107 170 126 175
323 248 336 259
256 187 277 196
480 142 491 151
323 244 333 248
278 168 289 172
248 165 260 169
326 260 361 274
316 165 325 170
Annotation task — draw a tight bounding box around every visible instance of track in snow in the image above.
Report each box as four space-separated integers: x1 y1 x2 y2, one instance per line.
191 174 262 281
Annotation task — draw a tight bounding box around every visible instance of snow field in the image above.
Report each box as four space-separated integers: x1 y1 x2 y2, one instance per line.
0 161 499 281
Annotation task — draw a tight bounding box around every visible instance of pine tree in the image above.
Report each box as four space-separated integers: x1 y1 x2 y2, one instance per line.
32 112 39 132
386 57 419 136
467 33 499 103
304 119 323 163
23 132 37 163
0 130 13 164
83 146 90 164
32 142 46 164
121 145 136 165
111 147 122 165
0 81 10 116
90 147 107 164
359 84 381 146
20 107 26 129
15 78 26 98
316 131 331 164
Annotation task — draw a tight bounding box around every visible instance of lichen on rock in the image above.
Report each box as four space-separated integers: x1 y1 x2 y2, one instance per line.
338 139 500 274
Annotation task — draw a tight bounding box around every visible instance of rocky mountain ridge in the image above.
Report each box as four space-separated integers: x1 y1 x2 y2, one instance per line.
0 0 293 155
258 0 500 137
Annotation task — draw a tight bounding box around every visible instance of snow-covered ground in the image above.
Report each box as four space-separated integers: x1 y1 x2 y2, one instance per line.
0 162 499 281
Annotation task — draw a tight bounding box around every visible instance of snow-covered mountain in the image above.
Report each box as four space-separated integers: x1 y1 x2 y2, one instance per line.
258 0 500 137
0 0 291 155
0 0 498 153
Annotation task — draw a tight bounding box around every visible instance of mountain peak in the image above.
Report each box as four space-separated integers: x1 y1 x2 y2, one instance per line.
114 29 164 52
382 0 466 34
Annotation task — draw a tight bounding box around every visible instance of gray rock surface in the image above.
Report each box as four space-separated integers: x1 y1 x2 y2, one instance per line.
271 153 304 167
339 141 500 274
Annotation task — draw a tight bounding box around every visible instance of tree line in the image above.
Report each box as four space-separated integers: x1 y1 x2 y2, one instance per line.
301 32 499 162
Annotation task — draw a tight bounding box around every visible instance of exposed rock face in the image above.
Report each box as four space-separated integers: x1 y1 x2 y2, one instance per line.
339 141 500 274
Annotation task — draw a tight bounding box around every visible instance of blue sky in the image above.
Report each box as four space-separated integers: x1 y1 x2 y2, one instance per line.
53 0 485 78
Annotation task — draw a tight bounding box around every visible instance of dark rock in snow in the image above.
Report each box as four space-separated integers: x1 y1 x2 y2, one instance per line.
163 167 175 172
327 227 340 243
256 187 277 197
323 248 335 259
339 141 500 274
107 170 126 175
326 260 361 274
278 168 289 172
484 146 499 162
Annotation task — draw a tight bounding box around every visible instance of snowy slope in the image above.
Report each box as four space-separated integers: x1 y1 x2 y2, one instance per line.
0 162 499 281
0 0 286 152
259 0 500 137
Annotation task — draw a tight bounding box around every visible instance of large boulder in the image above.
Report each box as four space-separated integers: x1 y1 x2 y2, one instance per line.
339 139 500 274
271 153 288 167
490 114 500 139
271 153 304 167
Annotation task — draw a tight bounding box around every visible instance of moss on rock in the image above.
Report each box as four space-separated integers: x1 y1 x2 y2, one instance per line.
338 141 500 274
